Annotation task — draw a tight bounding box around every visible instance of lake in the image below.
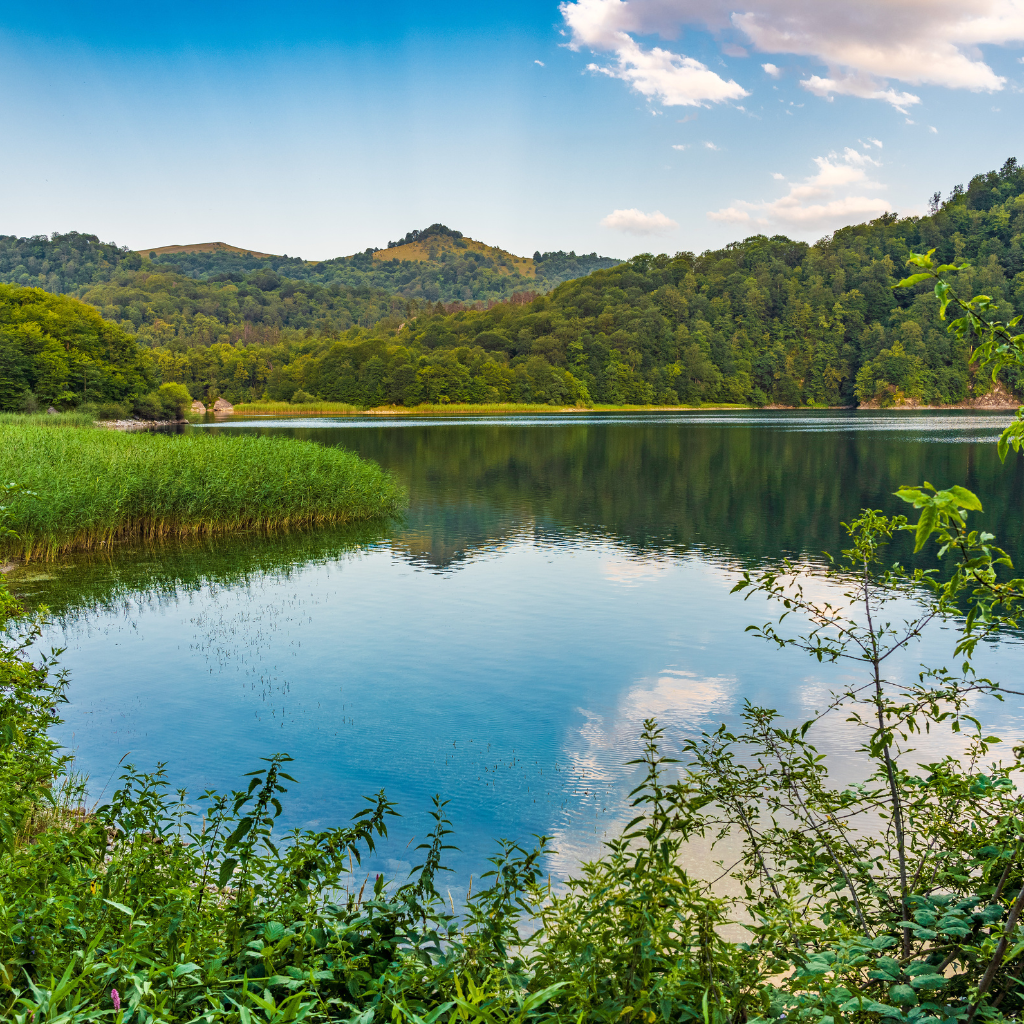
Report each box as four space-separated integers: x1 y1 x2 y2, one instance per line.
14 410 1024 896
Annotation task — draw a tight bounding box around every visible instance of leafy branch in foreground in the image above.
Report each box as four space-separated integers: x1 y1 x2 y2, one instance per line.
895 249 1024 459
685 492 1024 1023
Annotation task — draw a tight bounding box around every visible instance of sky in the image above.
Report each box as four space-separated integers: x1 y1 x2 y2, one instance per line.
2 0 1024 260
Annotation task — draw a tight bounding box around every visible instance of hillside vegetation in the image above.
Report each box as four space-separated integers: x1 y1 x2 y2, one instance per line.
141 159 1024 409
2 160 1023 410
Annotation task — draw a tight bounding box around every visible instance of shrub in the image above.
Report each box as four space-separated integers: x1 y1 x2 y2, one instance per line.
157 382 192 419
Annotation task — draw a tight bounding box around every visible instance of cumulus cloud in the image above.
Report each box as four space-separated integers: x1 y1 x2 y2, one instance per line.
708 146 890 231
601 208 679 234
560 0 748 106
762 62 780 77
559 0 1024 109
535 59 546 66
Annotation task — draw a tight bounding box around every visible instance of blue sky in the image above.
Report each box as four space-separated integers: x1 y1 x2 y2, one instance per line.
2 0 1023 260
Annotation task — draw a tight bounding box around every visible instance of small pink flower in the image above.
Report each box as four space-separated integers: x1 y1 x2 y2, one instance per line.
111 989 121 1012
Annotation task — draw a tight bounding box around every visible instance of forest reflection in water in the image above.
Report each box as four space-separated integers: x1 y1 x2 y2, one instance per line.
14 411 1024 886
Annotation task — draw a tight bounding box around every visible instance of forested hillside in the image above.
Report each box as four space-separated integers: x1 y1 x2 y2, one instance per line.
0 225 620 350
146 224 620 302
143 159 1024 408
2 160 1023 410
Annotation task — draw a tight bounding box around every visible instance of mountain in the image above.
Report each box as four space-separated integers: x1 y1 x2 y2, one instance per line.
138 223 621 302
141 242 276 258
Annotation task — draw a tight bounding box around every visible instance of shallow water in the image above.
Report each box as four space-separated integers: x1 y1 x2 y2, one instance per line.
14 410 1024 892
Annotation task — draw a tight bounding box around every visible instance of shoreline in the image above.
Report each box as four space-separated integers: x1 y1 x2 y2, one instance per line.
227 399 1022 419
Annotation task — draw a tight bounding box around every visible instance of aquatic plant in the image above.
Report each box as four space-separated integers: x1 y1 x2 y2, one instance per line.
0 422 405 559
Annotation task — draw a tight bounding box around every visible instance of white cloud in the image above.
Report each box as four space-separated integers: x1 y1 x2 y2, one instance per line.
772 171 784 179
704 141 719 149
929 125 938 133
559 0 1023 109
801 74 921 112
762 62 781 77
708 145 891 231
560 0 749 106
535 59 546 66
672 143 688 149
601 208 679 234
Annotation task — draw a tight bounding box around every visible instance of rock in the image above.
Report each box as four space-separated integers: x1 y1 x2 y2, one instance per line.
213 398 234 416
191 399 207 414
47 406 58 415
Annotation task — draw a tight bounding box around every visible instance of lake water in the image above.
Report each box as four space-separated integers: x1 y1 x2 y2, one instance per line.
13 410 1024 895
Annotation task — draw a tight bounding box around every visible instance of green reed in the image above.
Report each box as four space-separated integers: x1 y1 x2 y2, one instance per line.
0 423 406 559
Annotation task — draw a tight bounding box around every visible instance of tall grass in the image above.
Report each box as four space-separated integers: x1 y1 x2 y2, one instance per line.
0 410 96 428
231 400 364 415
0 423 406 559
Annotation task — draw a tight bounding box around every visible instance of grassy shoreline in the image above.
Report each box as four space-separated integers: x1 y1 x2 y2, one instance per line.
0 421 405 560
231 399 754 416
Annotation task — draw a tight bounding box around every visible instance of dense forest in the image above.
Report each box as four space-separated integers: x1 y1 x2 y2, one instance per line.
2 159 1023 411
142 159 1024 408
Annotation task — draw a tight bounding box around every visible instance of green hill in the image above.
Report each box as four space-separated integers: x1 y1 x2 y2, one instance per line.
1 160 1022 411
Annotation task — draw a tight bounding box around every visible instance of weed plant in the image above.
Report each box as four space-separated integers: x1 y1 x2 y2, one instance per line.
0 423 405 559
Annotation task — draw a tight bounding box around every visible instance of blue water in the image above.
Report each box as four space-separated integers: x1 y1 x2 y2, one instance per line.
15 410 1024 894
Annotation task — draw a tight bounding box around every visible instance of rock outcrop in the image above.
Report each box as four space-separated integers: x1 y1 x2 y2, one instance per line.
213 398 234 416
191 399 207 414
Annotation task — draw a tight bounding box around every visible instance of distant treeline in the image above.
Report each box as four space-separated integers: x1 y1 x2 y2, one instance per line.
2 159 1023 411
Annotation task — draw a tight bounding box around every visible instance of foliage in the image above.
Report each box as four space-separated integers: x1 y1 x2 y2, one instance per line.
894 248 1024 458
0 284 156 412
0 422 406 558
143 160 1024 408
6 162 1024 410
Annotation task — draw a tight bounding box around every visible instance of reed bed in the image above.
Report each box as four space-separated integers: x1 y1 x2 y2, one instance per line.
231 400 363 415
0 410 97 428
0 423 406 559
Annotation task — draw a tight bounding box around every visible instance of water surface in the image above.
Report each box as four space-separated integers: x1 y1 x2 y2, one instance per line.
15 410 1024 890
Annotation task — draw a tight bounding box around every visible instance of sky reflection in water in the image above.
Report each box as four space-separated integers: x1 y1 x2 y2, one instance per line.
16 411 1024 892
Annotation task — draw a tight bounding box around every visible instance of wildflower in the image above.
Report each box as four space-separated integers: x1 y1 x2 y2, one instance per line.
89 880 97 895
111 989 121 1012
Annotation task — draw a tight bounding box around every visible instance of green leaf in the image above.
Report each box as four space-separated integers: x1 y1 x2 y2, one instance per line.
103 899 134 916
264 921 286 942
224 817 254 852
946 485 982 511
914 504 939 552
173 962 200 978
522 983 567 1012
218 858 238 887
889 985 917 1006
894 273 932 289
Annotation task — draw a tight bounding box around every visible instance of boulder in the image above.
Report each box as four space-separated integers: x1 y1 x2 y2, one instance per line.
47 406 58 415
191 399 207 414
213 398 234 416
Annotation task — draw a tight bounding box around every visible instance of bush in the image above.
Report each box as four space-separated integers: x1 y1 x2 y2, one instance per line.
291 388 313 404
95 401 129 420
157 382 192 419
